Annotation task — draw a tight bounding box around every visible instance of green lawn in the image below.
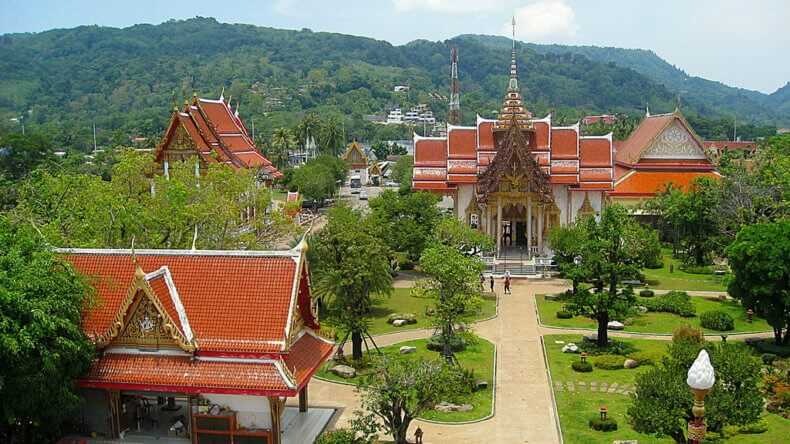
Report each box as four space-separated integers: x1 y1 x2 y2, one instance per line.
537 294 771 335
316 337 495 423
363 288 496 335
271 189 288 201
544 334 790 443
641 250 726 292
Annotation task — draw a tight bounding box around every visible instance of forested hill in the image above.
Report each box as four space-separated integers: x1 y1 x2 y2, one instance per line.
0 17 783 151
458 34 787 125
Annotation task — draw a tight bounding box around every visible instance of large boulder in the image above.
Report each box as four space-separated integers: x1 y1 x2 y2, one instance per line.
607 321 625 330
392 319 408 327
434 401 473 413
475 380 489 391
399 346 417 354
623 359 639 369
562 343 579 353
330 365 356 379
387 313 417 325
636 305 649 314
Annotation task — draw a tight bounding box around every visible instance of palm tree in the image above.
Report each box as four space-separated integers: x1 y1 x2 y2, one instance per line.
269 127 295 169
319 116 345 156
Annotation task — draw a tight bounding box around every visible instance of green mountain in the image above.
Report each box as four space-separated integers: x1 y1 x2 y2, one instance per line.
0 18 782 151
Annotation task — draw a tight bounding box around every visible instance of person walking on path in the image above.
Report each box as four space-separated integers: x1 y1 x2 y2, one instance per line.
480 273 485 291
489 275 495 293
504 275 511 294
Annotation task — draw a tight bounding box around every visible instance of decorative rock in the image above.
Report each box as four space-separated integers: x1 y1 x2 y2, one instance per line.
544 293 561 301
399 346 417 354
613 441 639 444
392 319 408 327
561 343 579 353
387 313 417 325
435 401 473 413
636 305 649 314
475 380 489 391
330 365 356 379
607 320 625 330
554 340 566 344
623 359 639 369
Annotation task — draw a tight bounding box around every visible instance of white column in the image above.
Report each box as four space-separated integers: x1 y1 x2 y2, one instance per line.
163 159 170 180
538 204 544 255
527 194 533 257
496 196 503 257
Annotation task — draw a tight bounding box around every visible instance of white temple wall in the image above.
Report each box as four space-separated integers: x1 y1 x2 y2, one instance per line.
456 184 475 223
569 191 604 222
204 394 272 429
551 184 570 225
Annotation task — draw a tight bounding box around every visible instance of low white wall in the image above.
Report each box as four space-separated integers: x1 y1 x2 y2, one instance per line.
204 394 272 429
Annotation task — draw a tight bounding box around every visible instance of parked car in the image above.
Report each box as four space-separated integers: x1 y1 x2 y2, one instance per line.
359 191 368 200
384 181 399 187
350 188 361 194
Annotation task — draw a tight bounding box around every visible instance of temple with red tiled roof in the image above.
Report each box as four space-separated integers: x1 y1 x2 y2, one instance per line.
156 94 282 182
413 25 719 258
61 240 332 444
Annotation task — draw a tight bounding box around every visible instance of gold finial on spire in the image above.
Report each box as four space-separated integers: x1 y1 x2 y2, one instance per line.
512 15 516 49
131 236 145 278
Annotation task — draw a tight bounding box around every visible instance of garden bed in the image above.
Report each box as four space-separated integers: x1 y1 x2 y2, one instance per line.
316 337 495 423
536 294 771 335
640 249 726 292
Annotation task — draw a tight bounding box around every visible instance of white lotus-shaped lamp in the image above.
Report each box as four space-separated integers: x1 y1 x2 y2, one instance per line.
686 350 715 390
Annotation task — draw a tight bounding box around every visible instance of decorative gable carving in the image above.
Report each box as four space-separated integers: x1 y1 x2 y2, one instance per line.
163 125 199 162
642 120 706 160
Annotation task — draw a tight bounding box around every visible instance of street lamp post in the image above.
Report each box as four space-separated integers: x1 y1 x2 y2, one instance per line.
686 349 715 444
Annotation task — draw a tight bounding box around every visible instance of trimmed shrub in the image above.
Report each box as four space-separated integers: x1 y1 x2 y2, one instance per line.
426 334 465 352
699 310 734 331
672 324 704 344
556 310 573 319
316 429 356 444
627 351 663 366
592 354 625 370
762 353 779 365
639 289 655 298
580 339 637 356
751 339 790 358
680 263 714 274
643 291 695 317
572 361 593 372
738 419 769 434
589 417 618 432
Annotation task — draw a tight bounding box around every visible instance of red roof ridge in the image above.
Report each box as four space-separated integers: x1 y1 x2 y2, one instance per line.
144 266 194 343
55 247 302 260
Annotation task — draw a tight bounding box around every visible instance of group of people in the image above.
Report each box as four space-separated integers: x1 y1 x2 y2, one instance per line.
480 272 511 294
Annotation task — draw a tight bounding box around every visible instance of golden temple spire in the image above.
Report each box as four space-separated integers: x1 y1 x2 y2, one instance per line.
498 15 532 126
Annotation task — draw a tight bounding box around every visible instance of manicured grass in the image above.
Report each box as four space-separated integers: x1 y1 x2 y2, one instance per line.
316 337 495 423
271 189 288 201
545 334 790 443
364 288 497 335
641 250 726 292
537 294 771 335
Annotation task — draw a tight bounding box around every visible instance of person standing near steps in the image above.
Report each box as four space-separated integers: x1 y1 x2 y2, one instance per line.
504 274 511 294
489 275 495 293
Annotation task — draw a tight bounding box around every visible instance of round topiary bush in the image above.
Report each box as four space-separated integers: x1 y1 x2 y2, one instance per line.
556 310 573 319
639 289 654 298
426 334 466 352
589 417 618 432
572 361 593 372
592 354 625 370
762 353 778 365
700 310 735 331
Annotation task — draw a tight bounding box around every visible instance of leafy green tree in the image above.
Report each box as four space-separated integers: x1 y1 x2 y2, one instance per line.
390 155 413 194
371 141 390 161
268 127 295 169
357 357 465 444
309 205 392 360
628 335 763 442
548 223 588 294
433 217 494 255
562 205 658 346
288 155 348 202
0 132 54 180
368 190 441 263
414 243 483 363
320 115 345 156
647 178 720 265
0 215 95 443
726 220 790 344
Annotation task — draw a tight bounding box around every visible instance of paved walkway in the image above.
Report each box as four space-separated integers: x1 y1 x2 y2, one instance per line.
307 279 566 444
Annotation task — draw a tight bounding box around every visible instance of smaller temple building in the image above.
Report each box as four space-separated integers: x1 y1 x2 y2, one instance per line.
156 94 282 182
342 141 369 185
61 240 333 444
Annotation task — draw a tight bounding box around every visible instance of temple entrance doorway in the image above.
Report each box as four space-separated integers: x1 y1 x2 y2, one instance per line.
515 221 527 247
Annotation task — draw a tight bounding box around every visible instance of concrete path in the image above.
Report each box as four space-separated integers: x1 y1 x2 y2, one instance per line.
307 279 566 444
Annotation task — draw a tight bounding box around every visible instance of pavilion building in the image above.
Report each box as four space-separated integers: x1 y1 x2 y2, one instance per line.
61 240 333 444
156 94 282 182
413 31 719 258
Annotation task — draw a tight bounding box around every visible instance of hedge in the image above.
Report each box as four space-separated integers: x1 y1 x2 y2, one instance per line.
642 291 695 317
592 354 625 370
589 417 618 431
572 361 593 372
699 310 734 331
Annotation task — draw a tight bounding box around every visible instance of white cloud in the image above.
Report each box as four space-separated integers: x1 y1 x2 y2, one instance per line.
503 0 578 43
393 0 511 14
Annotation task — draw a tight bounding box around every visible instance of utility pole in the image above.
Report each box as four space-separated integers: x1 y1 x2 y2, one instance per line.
251 118 256 144
733 116 738 141
93 121 98 153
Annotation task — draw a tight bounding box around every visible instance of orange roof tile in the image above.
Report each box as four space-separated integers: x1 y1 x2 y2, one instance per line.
64 250 303 354
478 121 495 150
412 181 456 191
550 174 578 184
580 138 612 167
414 139 447 166
448 174 478 184
579 168 612 182
612 171 719 196
448 128 477 159
551 129 577 159
533 122 550 149
285 333 334 389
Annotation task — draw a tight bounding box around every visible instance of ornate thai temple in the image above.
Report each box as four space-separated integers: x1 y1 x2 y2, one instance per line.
62 240 333 443
156 94 282 182
413 26 718 258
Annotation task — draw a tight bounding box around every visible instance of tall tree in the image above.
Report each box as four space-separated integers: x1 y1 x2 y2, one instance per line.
269 127 295 169
319 115 345 156
562 205 658 346
358 357 465 444
309 205 392 360
368 190 441 263
0 133 54 180
726 220 790 345
0 215 95 444
414 243 483 363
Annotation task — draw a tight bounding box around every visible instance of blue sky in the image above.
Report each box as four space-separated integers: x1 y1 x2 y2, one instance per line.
1 0 788 93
